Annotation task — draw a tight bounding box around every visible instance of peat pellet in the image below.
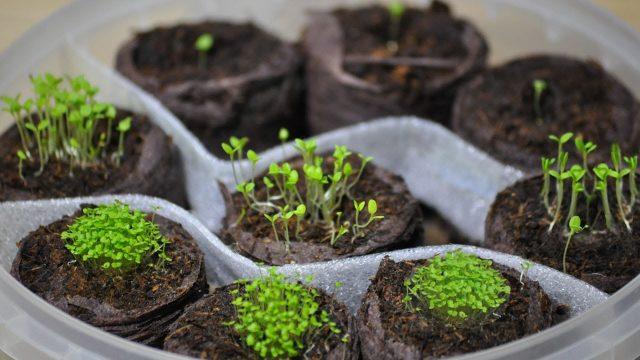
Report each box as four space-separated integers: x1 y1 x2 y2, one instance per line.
164 282 359 359
303 0 487 134
486 175 640 293
116 21 306 157
10 207 208 347
357 256 557 359
221 155 422 265
452 54 640 171
0 111 188 207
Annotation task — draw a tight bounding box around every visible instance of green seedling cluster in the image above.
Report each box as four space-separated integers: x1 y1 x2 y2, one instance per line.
229 269 344 358
402 250 511 323
1 73 131 178
195 33 214 69
541 132 638 234
223 130 383 250
61 202 171 273
386 1 405 52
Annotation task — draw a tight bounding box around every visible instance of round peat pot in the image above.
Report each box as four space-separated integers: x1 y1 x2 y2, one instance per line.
10 203 208 347
221 154 422 265
163 282 359 359
303 0 487 134
485 175 640 294
0 110 188 207
452 55 640 172
358 255 558 359
116 21 305 157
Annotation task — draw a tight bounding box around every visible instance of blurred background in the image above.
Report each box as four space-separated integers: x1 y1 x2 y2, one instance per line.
1 0 639 53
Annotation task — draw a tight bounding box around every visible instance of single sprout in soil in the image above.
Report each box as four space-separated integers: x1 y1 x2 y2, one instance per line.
227 268 345 358
563 216 586 273
532 78 547 124
386 1 405 53
0 73 131 178
194 33 214 70
540 132 639 268
222 130 384 251
402 250 511 324
61 201 171 273
519 260 534 285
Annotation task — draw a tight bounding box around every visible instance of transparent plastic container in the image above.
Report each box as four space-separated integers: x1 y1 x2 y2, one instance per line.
0 1 640 359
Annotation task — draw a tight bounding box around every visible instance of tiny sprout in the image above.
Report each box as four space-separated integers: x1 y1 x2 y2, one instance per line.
17 150 27 180
519 260 534 285
563 216 586 273
278 128 289 142
195 33 214 69
532 79 547 123
386 1 405 52
335 281 343 289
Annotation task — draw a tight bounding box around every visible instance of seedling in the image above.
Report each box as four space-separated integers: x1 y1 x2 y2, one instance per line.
194 33 214 69
0 73 130 177
541 133 639 236
61 201 171 273
386 1 405 52
563 216 586 273
228 269 343 358
532 79 547 124
519 260 534 285
223 131 383 250
402 250 510 324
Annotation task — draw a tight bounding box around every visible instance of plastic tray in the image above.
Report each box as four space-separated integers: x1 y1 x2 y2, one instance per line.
1 1 640 359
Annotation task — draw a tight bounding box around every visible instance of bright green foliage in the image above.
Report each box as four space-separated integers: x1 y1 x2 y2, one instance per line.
195 33 214 69
223 131 383 249
402 250 510 323
229 269 343 358
61 202 171 273
0 73 130 177
541 132 638 234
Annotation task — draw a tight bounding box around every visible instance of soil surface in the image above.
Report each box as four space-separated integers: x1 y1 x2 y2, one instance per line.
486 175 640 293
304 1 487 133
11 207 208 346
453 55 640 171
413 204 470 247
358 256 560 359
164 282 359 359
116 21 305 156
0 110 187 206
222 154 422 265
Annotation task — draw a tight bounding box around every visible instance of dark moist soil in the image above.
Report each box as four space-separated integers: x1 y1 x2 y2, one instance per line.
303 0 487 134
164 282 359 359
116 21 306 157
358 256 562 359
413 204 470 246
452 55 640 171
486 175 640 293
221 154 422 265
10 206 208 346
0 109 187 207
